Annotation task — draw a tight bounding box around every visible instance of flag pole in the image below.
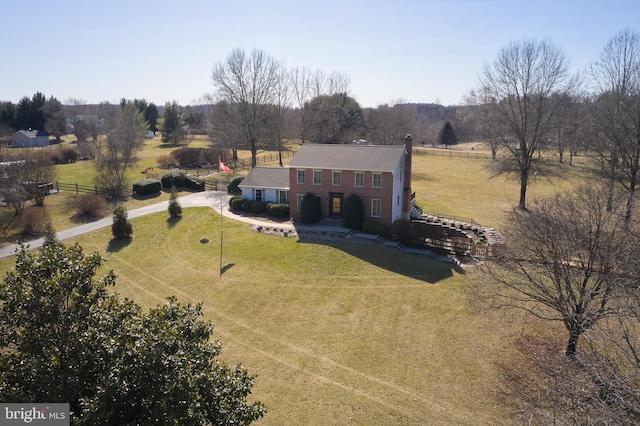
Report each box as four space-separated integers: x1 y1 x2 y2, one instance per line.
219 156 223 278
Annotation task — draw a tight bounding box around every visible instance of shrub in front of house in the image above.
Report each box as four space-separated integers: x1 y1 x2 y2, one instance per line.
342 194 364 230
229 196 244 211
251 201 268 214
242 200 253 212
133 179 162 196
300 192 321 224
392 219 412 243
362 220 385 236
268 203 289 218
228 177 244 194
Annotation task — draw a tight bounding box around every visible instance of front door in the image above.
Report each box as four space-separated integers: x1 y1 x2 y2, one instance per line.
329 193 343 218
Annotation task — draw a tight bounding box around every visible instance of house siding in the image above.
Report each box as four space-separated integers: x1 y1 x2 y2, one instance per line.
240 187 287 203
289 167 396 226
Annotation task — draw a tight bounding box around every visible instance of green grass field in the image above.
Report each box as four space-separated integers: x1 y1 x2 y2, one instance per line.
0 141 590 424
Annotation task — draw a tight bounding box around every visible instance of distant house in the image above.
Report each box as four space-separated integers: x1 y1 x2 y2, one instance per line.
10 130 50 147
240 135 414 228
239 166 290 204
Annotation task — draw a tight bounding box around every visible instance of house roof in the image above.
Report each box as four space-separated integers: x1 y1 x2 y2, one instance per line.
287 144 406 172
13 130 48 138
239 167 290 190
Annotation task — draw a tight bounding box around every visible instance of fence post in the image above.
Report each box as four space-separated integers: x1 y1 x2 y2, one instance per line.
75 183 78 195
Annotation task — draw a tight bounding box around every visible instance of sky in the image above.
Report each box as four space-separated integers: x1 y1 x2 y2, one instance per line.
2 0 639 108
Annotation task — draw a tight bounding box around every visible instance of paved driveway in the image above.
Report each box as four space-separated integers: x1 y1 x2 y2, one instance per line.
0 191 233 259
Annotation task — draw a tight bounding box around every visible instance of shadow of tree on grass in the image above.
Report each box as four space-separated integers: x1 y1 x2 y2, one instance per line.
296 237 464 284
107 236 132 253
167 216 182 228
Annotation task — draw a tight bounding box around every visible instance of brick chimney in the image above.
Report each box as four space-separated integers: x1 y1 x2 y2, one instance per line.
402 134 413 219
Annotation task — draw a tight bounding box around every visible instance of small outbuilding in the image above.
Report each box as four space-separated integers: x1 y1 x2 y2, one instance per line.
11 130 50 147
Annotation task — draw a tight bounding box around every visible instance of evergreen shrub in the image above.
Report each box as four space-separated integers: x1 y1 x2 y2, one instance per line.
228 177 244 194
133 179 162 196
229 196 244 211
342 194 364 230
112 205 133 239
300 193 321 224
250 201 268 214
242 200 253 212
268 203 290 218
362 220 385 236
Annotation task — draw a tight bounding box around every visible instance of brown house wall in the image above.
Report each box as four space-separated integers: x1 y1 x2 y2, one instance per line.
289 168 395 226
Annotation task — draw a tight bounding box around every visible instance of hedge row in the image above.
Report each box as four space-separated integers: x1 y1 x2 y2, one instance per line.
160 173 205 191
133 179 162 196
228 196 290 218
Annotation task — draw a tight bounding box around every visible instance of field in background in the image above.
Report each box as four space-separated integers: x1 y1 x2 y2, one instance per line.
0 140 590 424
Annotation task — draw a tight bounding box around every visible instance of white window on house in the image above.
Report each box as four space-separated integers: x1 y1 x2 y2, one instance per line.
371 198 381 217
255 189 263 202
297 170 305 184
297 194 305 212
313 170 322 185
279 190 288 204
332 171 341 186
355 172 364 188
372 173 382 188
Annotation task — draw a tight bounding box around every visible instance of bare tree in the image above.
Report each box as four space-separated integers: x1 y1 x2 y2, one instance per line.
589 29 640 223
94 104 147 200
273 63 292 166
459 98 503 159
211 48 279 168
366 101 417 145
327 71 351 95
290 66 313 143
479 183 634 359
473 39 577 210
0 152 57 214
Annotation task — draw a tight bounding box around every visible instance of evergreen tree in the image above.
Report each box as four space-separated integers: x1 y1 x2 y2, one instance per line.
42 96 67 141
0 236 266 424
15 96 31 130
161 101 188 145
29 92 47 131
438 120 458 148
145 102 159 134
111 204 133 239
168 186 182 217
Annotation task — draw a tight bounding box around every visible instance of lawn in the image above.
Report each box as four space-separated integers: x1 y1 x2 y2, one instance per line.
0 141 590 424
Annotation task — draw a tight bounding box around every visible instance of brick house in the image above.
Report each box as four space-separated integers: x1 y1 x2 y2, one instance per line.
239 134 413 228
287 134 413 227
